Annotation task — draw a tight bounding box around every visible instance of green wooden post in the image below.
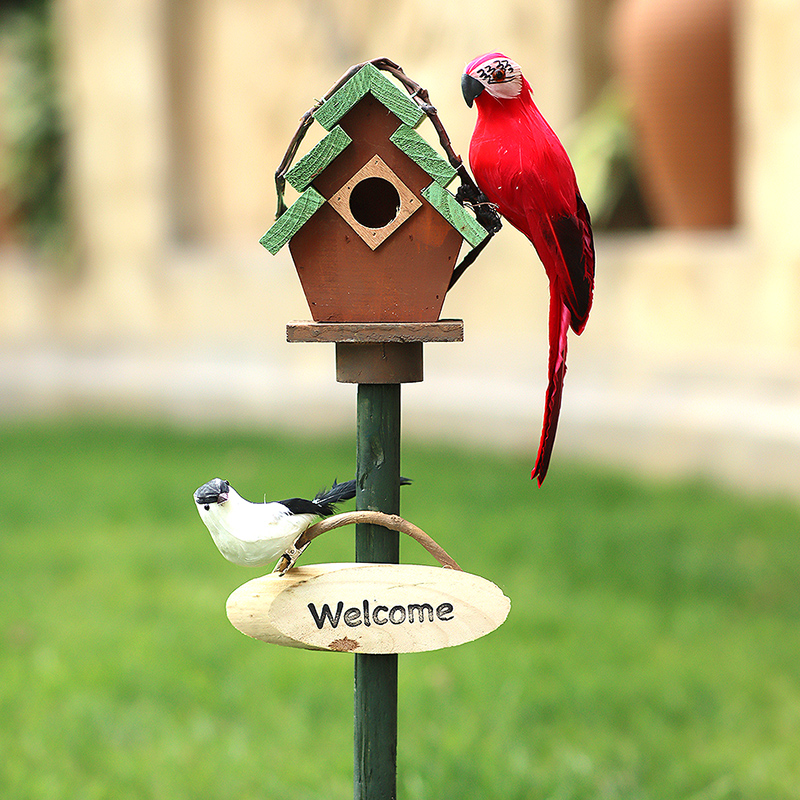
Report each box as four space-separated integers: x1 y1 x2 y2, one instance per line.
355 382 401 800
285 324 463 799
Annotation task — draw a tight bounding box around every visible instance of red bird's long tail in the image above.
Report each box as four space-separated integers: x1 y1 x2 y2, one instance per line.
532 292 571 485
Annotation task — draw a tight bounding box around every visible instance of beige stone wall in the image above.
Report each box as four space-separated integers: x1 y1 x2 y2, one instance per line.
165 0 581 245
738 0 800 349
14 0 581 343
2 0 799 406
6 0 800 494
54 0 170 336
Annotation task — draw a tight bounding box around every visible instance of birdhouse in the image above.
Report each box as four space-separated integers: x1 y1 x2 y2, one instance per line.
260 63 489 323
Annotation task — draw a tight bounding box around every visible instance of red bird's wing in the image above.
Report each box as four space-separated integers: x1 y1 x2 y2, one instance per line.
468 100 595 485
544 193 594 334
469 126 595 334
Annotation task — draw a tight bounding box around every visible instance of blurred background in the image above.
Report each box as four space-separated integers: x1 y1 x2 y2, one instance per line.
4 3 800 799
2 0 799 497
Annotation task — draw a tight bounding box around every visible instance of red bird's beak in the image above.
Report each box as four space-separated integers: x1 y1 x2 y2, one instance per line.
461 73 484 107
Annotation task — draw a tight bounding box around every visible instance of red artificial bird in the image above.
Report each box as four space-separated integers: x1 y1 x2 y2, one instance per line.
461 52 595 485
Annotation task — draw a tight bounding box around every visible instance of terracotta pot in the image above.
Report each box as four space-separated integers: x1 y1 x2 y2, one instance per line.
611 0 735 228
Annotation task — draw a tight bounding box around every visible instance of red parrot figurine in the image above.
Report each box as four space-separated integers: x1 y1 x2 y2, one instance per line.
461 53 595 485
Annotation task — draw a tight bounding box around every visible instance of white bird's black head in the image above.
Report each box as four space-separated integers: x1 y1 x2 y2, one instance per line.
194 478 230 510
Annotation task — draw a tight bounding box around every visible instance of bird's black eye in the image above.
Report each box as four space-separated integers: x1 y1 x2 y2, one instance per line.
204 504 210 511
493 69 505 83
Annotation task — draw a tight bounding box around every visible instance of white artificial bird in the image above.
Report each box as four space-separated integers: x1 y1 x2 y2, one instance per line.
193 477 358 567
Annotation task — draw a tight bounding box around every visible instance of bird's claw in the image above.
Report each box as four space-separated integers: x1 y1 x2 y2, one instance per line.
273 538 311 575
454 184 502 234
455 182 480 206
455 183 497 209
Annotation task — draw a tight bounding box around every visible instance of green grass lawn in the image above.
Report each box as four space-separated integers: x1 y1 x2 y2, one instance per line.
2 420 800 799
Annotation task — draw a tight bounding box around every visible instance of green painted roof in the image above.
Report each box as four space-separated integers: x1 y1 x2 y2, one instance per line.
261 64 488 255
259 187 325 255
314 62 425 131
286 126 352 192
422 182 489 248
389 125 457 188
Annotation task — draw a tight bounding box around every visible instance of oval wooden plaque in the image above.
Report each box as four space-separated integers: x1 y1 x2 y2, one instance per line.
226 563 510 654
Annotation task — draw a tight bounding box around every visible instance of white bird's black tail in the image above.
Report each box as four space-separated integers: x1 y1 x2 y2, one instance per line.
313 479 358 515
280 477 411 517
314 477 412 514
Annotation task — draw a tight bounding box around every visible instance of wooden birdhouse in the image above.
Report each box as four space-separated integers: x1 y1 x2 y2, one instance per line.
260 63 489 323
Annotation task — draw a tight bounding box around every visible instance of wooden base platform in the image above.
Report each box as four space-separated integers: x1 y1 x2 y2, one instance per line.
286 320 464 383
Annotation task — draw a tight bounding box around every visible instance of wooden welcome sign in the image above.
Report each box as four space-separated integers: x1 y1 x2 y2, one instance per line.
227 563 510 654
225 511 510 654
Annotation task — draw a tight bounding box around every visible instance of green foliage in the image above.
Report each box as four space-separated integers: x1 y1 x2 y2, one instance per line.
3 421 800 799
568 81 652 230
0 2 65 250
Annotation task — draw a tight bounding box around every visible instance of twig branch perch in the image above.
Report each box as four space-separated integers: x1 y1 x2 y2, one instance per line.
274 510 462 574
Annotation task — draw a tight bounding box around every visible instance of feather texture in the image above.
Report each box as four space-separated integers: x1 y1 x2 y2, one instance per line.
193 479 358 567
194 477 410 567
463 53 595 484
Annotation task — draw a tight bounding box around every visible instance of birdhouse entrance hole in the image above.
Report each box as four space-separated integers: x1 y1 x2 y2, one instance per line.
329 155 420 250
349 177 400 228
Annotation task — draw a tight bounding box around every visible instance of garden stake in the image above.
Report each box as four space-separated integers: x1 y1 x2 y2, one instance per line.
245 59 510 799
354 382 401 799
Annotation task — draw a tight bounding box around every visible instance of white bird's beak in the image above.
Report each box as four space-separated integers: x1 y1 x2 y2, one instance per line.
194 478 232 506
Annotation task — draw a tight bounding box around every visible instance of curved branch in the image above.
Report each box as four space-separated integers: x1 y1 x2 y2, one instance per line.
274 511 462 574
